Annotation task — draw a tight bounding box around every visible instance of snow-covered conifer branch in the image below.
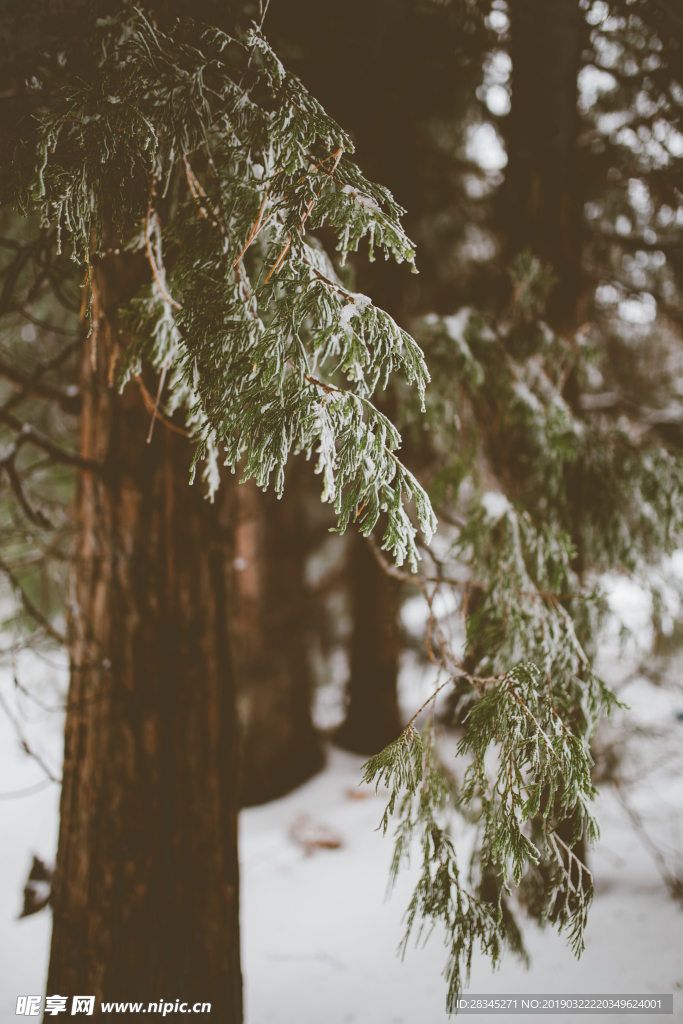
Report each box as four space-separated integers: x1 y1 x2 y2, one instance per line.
14 7 434 567
357 248 683 1003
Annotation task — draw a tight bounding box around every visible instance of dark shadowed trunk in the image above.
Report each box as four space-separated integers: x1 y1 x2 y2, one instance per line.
47 258 242 1019
333 532 404 755
502 0 589 873
500 0 586 333
231 467 324 807
266 0 462 760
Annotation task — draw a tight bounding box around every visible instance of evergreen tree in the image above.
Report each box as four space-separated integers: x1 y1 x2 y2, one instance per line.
52 250 244 1013
2 2 434 1012
359 0 683 1009
2 0 682 1015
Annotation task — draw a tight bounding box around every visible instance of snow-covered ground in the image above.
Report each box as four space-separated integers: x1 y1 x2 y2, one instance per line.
242 742 683 1024
2 733 682 1023
0 661 62 1020
1 577 683 1022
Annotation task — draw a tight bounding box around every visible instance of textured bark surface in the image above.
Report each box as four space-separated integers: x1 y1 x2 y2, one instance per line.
333 532 404 756
47 259 242 1019
231 471 323 807
501 0 586 332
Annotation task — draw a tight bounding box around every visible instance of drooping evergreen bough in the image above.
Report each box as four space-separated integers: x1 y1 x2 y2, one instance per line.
12 7 435 569
368 250 683 1009
6 6 681 1013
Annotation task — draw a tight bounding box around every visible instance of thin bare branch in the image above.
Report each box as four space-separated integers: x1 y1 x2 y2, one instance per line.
0 415 101 471
0 688 62 783
0 357 80 413
0 557 66 645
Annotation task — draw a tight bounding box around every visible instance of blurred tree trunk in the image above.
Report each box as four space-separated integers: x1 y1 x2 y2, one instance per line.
47 256 242 1019
231 466 324 807
266 0 471 760
502 0 589 873
500 0 586 333
333 532 404 755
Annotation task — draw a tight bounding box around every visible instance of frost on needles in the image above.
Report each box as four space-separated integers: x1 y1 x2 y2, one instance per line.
360 261 683 1010
362 514 615 1012
20 7 436 570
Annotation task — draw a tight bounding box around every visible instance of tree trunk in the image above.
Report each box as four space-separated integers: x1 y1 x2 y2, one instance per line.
500 0 586 333
333 532 404 755
231 468 324 807
47 257 242 1019
502 0 589 874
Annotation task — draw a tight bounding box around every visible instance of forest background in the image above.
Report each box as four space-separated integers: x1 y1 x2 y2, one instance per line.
0 0 683 1019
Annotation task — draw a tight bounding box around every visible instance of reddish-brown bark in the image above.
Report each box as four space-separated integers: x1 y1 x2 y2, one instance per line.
230 472 324 807
47 259 242 1019
333 530 404 756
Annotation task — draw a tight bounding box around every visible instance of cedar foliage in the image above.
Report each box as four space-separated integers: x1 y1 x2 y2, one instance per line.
3 1 683 1014
9 6 435 569
370 252 683 1010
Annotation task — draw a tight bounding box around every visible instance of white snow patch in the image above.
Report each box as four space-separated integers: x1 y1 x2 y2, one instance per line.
340 185 380 214
339 293 372 328
443 308 476 361
601 574 655 654
481 490 512 521
466 122 508 171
